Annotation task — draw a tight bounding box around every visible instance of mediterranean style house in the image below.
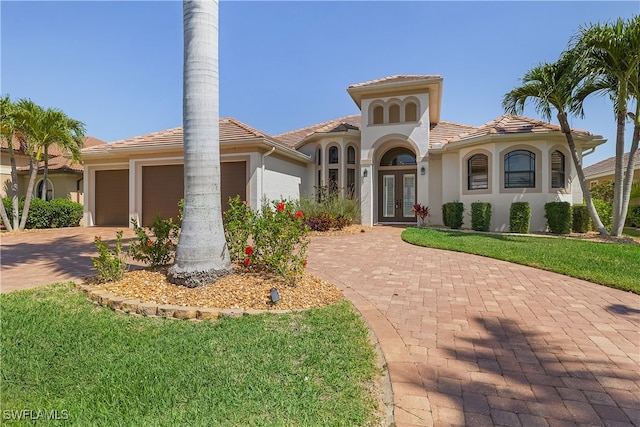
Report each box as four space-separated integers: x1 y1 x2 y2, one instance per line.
81 75 607 231
1 136 105 204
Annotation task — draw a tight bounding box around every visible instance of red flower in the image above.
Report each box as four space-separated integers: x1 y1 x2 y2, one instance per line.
147 240 153 247
302 260 307 267
277 202 286 211
243 258 251 266
295 211 303 218
245 246 253 256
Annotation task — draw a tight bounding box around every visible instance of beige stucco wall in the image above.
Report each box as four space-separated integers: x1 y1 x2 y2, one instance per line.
0 152 30 197
82 145 310 227
435 139 579 232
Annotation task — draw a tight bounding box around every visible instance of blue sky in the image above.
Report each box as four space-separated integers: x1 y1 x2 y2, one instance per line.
2 1 637 166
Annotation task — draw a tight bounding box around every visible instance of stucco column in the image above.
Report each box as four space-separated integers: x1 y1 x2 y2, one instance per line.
360 162 373 226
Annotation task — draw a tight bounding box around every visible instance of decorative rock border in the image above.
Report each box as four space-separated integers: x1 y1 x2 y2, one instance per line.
75 282 296 320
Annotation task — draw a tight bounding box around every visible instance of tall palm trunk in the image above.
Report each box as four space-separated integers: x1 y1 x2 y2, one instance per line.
41 146 49 200
558 112 608 235
168 0 231 287
611 108 627 235
9 154 20 230
19 157 40 230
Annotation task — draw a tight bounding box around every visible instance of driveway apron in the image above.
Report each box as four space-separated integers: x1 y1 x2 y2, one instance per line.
307 226 639 427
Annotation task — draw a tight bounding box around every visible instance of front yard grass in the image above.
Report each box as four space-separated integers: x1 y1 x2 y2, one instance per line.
402 228 640 294
1 283 381 426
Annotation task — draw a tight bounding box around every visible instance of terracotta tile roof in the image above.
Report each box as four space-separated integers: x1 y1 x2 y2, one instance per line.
348 74 442 89
429 121 477 147
584 151 640 178
274 115 362 148
81 118 297 156
13 136 106 174
2 135 105 156
446 115 591 144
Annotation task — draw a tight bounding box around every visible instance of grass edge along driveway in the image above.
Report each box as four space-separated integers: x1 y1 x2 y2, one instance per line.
402 227 640 294
1 283 382 426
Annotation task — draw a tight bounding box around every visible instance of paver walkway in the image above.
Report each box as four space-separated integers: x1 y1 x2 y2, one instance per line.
306 226 639 427
1 226 639 426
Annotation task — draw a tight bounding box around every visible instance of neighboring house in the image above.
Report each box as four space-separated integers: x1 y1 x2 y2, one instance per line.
1 136 106 204
584 151 640 204
82 74 607 231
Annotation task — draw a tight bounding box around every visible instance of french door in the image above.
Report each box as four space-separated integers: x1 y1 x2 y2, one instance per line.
378 170 416 223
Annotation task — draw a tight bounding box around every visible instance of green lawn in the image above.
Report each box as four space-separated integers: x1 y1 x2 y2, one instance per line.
623 227 640 238
1 284 381 426
402 228 640 294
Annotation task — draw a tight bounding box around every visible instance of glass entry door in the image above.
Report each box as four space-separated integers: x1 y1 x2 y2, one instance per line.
378 171 416 222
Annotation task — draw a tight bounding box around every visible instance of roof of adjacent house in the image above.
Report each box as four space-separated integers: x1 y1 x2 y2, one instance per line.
10 136 106 174
81 117 309 161
584 151 640 178
347 74 442 89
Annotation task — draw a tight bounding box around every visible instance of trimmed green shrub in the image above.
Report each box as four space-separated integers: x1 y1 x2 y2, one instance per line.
443 202 464 229
509 202 530 234
48 199 84 227
626 205 640 228
544 201 572 234
441 204 449 227
592 199 612 231
572 205 591 233
1 197 82 229
470 202 492 231
590 180 614 204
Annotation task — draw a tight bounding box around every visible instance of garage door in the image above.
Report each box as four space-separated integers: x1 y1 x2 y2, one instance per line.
142 165 184 226
95 169 129 226
140 161 246 226
221 161 246 211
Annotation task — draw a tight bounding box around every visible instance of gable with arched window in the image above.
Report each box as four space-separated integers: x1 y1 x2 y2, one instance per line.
372 105 384 124
404 101 417 122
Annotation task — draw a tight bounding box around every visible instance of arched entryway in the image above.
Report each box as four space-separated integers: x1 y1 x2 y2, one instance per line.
377 147 417 223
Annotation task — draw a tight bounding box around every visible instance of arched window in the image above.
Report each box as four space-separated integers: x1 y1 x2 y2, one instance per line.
328 146 339 164
35 179 54 201
380 148 416 166
372 106 384 124
405 102 417 122
347 146 356 165
504 150 535 188
389 104 400 123
346 146 357 199
551 150 566 188
468 154 488 190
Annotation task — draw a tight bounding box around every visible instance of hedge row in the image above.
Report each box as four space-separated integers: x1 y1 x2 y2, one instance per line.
2 197 83 229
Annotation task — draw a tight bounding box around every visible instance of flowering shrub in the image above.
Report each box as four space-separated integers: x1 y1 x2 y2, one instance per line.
92 231 127 281
129 215 180 267
224 197 309 284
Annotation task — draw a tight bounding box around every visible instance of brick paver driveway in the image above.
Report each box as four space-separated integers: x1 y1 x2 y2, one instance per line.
307 226 639 426
1 226 639 426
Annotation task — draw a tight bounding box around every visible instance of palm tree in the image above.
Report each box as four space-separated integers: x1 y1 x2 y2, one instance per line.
0 95 19 230
10 100 86 230
168 0 232 287
572 16 640 236
503 51 608 235
35 110 85 200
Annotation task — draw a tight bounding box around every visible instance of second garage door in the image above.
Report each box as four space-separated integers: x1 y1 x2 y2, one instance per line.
141 162 246 226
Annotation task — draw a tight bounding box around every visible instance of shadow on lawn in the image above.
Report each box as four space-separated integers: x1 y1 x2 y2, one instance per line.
406 315 638 425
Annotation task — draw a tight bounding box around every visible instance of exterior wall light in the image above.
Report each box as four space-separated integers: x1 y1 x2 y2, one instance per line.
420 166 426 176
363 169 368 178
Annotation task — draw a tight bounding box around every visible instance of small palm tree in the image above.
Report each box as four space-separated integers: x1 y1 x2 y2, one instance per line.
168 0 232 286
0 95 19 230
572 16 640 236
503 51 608 235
